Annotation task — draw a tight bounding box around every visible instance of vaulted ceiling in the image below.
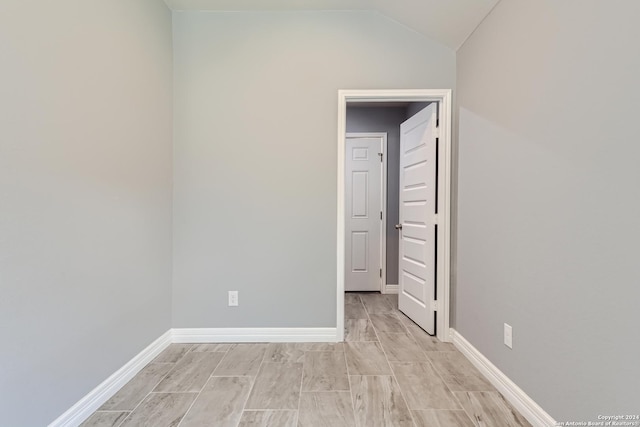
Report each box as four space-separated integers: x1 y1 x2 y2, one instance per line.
163 0 500 50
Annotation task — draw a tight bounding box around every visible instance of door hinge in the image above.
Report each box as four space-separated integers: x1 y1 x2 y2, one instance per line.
380 211 383 220
431 300 438 312
378 152 383 162
380 268 382 278
436 117 439 128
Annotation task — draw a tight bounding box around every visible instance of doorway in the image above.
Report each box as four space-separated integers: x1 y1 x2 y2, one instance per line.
345 132 387 293
336 89 452 343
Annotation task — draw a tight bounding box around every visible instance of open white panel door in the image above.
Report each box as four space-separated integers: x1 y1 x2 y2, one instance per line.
398 104 438 334
345 135 384 291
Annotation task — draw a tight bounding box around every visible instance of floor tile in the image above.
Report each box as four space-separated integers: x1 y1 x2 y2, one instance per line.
100 363 173 410
423 352 477 377
190 343 232 352
79 411 129 427
439 373 497 392
118 392 197 427
396 311 416 327
263 343 306 363
344 293 362 304
453 391 532 427
153 351 225 392
396 309 456 352
298 392 356 427
344 342 391 375
345 303 368 319
369 313 407 333
345 319 378 342
297 342 344 352
81 293 531 427
390 362 460 410
360 293 395 314
152 344 193 363
179 376 253 427
212 344 267 376
412 410 475 427
350 375 414 427
302 351 349 391
426 352 495 392
383 293 398 309
238 410 297 427
377 332 425 362
405 323 457 352
244 362 303 409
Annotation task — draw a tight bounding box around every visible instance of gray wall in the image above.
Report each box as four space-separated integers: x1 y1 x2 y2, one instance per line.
172 11 455 327
0 1 173 425
456 0 640 421
346 106 408 284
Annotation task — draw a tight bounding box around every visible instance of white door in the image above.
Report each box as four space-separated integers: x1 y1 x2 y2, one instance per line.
398 104 438 334
345 134 385 292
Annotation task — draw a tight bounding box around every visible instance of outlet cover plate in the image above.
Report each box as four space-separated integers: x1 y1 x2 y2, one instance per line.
504 323 512 349
228 291 238 307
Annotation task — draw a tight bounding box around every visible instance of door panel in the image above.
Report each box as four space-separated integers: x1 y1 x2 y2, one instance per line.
345 136 383 292
402 271 425 299
398 104 438 334
352 172 369 217
351 232 368 271
403 237 427 265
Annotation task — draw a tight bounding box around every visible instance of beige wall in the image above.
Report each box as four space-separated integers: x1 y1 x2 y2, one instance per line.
0 1 173 425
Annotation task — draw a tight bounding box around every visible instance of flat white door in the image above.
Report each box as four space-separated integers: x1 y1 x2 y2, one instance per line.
398 104 438 334
345 135 384 292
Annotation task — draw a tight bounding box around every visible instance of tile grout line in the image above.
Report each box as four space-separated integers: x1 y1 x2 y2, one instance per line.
420 341 499 425
152 351 230 393
209 343 243 378
348 293 382 427
174 350 227 427
342 341 359 427
421 347 476 423
450 391 482 427
87 295 526 427
397 310 479 426
236 344 269 418
375 295 481 425
294 347 307 426
234 373 257 427
391 300 477 424
113 344 194 426
366 306 396 375
368 306 419 427
222 344 263 426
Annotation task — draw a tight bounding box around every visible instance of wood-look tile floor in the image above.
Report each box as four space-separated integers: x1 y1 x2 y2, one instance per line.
81 293 531 427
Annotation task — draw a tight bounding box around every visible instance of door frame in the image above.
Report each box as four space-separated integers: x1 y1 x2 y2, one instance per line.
345 132 388 293
336 89 453 343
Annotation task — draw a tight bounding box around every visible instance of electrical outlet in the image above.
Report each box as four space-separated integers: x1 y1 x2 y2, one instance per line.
504 323 513 349
228 291 238 307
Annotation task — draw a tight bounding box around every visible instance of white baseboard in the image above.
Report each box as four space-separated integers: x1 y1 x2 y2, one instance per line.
48 330 172 427
383 284 398 294
172 327 339 343
450 329 556 427
49 327 337 426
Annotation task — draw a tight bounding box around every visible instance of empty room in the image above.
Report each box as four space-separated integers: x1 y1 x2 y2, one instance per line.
1 1 638 426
